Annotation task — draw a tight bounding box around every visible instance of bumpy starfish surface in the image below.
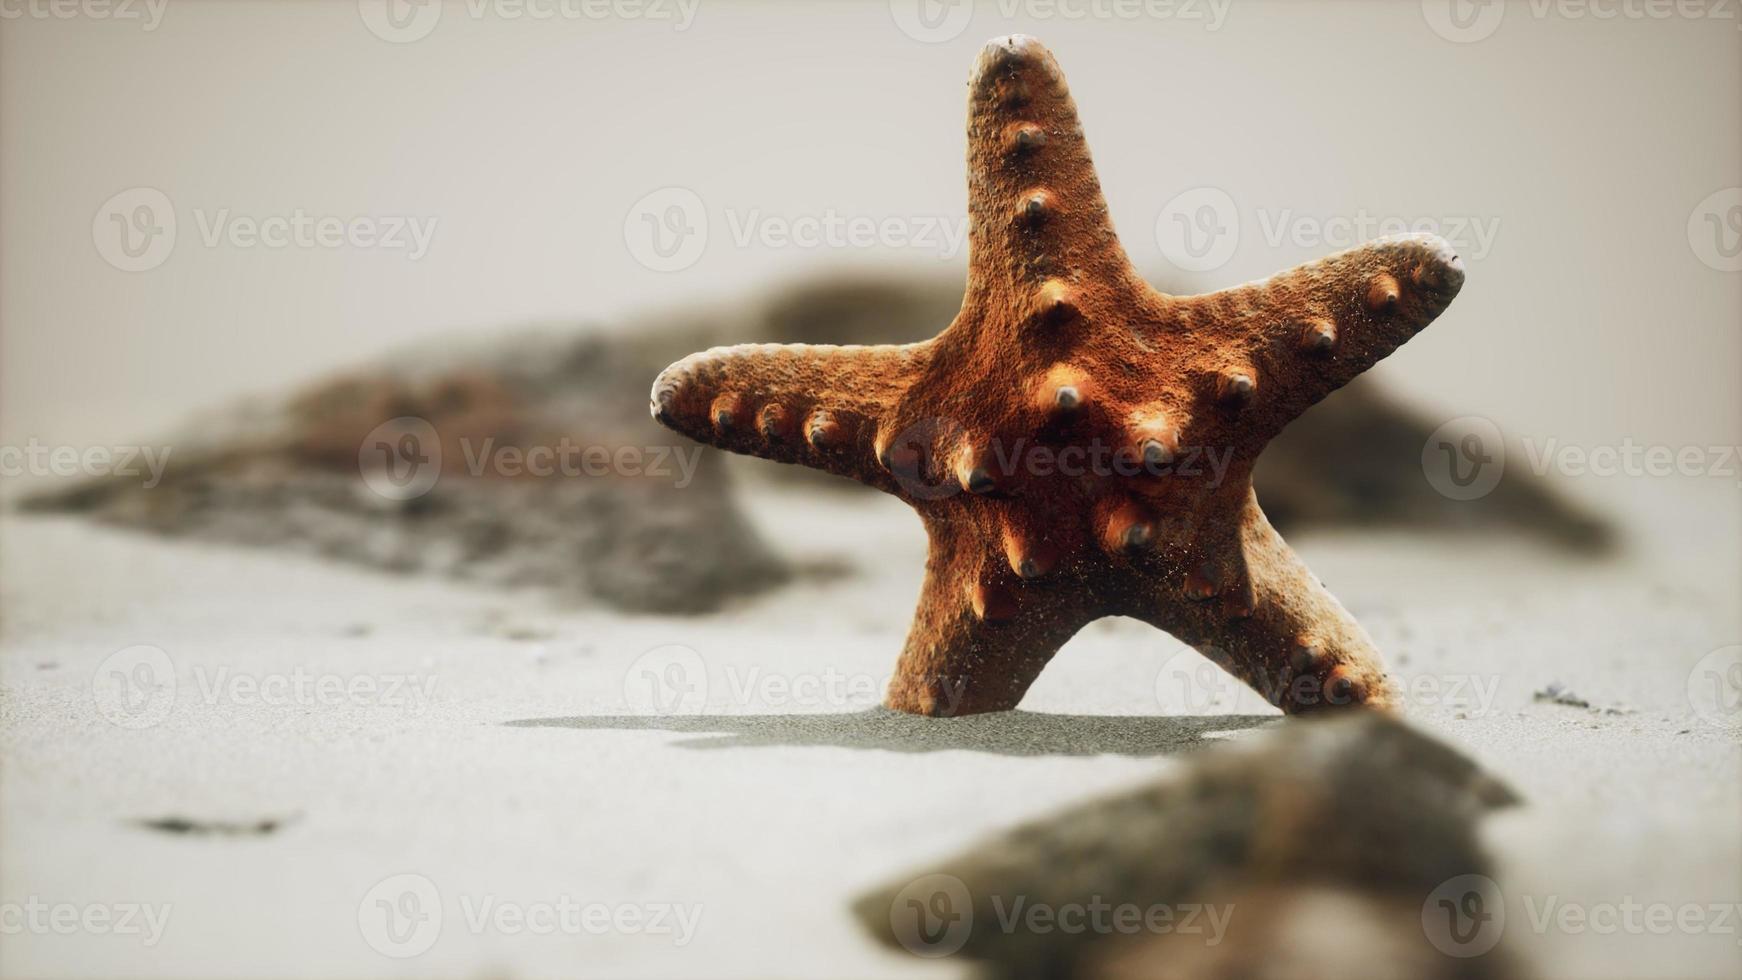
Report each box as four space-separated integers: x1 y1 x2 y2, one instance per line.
651 35 1464 717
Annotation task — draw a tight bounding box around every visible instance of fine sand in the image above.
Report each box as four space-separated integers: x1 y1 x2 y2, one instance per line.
1 485 1738 979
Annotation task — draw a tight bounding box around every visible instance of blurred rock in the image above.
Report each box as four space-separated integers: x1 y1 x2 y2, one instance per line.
22 328 787 615
855 713 1525 980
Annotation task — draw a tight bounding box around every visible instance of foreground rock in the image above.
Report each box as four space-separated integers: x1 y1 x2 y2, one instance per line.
855 713 1526 979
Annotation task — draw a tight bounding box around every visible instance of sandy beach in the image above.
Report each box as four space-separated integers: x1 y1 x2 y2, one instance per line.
3 480 1737 979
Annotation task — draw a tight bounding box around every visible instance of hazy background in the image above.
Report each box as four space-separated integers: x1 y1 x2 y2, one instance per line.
2 0 1739 571
3 8 1740 977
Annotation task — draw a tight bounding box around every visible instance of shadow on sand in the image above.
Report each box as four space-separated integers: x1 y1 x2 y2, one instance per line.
504 708 1278 757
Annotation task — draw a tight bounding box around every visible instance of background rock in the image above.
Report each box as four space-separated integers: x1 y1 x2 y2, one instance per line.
21 272 1610 616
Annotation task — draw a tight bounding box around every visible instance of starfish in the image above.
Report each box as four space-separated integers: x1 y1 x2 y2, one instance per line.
650 35 1465 717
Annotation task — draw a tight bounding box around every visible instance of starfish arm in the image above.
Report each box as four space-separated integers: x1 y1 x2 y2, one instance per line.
650 342 927 492
962 36 1142 307
1140 488 1399 714
1175 233 1466 445
884 515 1091 716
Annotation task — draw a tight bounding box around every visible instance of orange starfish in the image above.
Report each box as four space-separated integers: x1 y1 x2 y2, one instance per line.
651 35 1465 716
